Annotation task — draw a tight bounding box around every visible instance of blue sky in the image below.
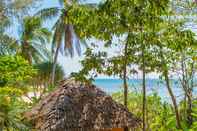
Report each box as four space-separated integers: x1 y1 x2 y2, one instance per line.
8 0 197 79
38 0 105 77
7 0 102 76
6 0 164 79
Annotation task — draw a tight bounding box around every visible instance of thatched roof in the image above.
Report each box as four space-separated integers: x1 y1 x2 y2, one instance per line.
25 79 140 131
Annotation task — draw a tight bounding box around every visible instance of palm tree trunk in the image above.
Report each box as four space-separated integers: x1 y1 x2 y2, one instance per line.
51 45 60 85
27 51 32 64
22 41 32 64
142 44 146 131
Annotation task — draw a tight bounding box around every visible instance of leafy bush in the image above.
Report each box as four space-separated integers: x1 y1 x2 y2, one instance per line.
0 87 30 131
112 92 197 131
0 56 36 130
0 55 36 87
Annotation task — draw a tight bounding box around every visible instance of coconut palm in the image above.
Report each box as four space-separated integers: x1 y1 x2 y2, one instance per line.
19 16 51 64
0 33 18 56
33 61 65 88
28 61 64 100
35 0 84 85
0 0 40 56
0 1 16 56
0 0 39 31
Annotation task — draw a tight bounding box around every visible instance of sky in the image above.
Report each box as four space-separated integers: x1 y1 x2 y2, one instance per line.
8 0 196 79
7 0 103 77
38 0 108 77
6 0 166 79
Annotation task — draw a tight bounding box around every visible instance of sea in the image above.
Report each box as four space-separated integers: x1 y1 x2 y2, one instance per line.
94 79 197 103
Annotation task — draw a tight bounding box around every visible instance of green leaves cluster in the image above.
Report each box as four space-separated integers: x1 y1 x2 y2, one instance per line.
69 0 197 130
0 55 35 130
0 87 30 131
113 92 197 131
0 55 36 87
71 48 107 83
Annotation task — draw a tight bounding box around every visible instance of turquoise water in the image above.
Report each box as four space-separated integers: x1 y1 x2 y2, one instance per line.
94 79 197 102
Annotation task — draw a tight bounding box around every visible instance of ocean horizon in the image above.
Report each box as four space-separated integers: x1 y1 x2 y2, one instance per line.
94 78 197 103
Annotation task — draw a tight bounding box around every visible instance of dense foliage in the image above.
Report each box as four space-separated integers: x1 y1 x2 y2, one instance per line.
0 0 197 130
113 92 197 131
0 56 35 131
0 55 36 87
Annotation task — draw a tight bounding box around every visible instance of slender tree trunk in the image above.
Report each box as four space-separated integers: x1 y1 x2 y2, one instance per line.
163 68 182 129
159 47 182 129
51 44 60 85
142 44 146 131
181 58 188 121
184 93 187 120
123 74 128 106
187 62 194 127
181 55 193 126
187 62 193 126
187 91 192 126
123 42 128 107
123 39 129 131
139 24 146 131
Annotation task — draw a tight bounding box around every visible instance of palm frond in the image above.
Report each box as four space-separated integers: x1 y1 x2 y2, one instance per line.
74 34 81 56
31 41 50 60
0 33 18 55
52 16 62 30
30 44 46 63
58 0 65 6
22 17 42 39
33 61 64 83
0 17 11 31
35 7 60 22
33 28 51 43
51 17 63 54
64 24 74 57
20 16 51 64
51 18 65 54
31 35 46 45
32 53 43 64
65 25 72 49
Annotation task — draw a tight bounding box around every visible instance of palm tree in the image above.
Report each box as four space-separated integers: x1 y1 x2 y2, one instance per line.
35 0 84 85
0 33 18 56
23 61 65 102
19 16 51 64
0 1 17 56
0 0 41 57
33 61 65 88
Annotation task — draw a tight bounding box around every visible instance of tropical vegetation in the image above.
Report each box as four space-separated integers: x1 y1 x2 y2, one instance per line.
0 0 197 130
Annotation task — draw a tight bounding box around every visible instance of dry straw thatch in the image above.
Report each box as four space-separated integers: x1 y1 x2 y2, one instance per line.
25 78 140 131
